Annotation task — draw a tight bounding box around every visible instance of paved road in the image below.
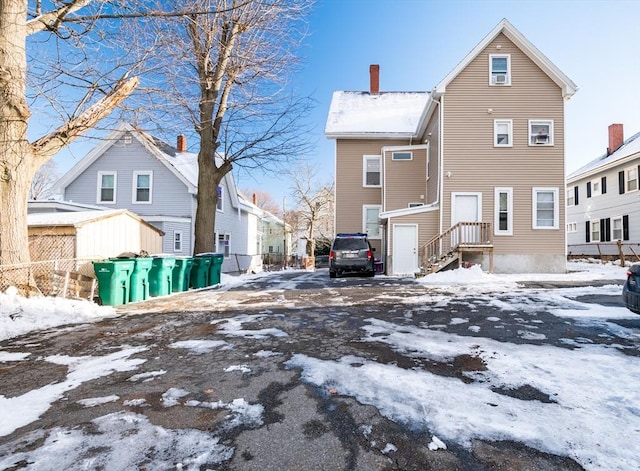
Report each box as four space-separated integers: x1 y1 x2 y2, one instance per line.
0 269 634 470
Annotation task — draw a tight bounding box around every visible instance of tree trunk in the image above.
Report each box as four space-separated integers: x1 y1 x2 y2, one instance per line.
0 0 39 290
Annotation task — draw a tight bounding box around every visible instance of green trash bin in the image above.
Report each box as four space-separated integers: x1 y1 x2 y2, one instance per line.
124 257 153 302
172 257 194 292
149 257 176 297
93 259 135 306
190 256 211 289
210 253 224 286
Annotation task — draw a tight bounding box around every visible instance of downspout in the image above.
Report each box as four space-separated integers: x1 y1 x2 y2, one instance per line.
436 94 444 236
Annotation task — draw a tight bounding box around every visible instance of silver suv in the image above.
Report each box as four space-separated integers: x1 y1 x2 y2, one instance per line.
329 233 375 278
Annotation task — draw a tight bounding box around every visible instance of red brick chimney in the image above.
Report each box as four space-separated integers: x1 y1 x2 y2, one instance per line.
177 134 186 153
370 64 380 94
607 123 624 155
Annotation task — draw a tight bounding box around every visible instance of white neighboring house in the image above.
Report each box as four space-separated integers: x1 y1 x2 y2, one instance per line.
566 123 640 258
53 122 266 274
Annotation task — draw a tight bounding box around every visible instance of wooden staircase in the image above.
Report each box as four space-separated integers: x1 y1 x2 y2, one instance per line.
420 222 494 274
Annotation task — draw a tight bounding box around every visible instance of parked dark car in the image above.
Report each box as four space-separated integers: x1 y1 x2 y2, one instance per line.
315 255 329 268
623 263 640 314
329 233 375 278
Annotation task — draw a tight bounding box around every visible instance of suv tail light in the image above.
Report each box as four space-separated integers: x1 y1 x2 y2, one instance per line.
329 251 335 260
367 250 373 259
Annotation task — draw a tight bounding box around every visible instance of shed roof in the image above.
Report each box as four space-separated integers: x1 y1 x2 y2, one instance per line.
27 209 164 235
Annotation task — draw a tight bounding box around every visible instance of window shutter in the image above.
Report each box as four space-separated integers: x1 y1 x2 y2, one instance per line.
603 218 611 242
623 215 629 241
586 182 591 198
601 176 607 194
585 221 590 243
600 218 606 242
619 171 626 194
574 186 579 205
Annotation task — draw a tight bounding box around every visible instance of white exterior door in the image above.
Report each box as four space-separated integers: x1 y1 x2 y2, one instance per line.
392 224 418 275
451 193 482 246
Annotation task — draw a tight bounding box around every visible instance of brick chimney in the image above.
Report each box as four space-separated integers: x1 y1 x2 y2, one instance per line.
607 123 624 155
370 64 380 95
177 134 186 153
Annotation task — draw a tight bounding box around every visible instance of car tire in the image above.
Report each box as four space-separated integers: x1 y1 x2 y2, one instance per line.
330 271 337 279
367 270 375 277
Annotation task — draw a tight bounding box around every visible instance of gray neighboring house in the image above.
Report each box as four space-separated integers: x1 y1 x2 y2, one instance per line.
566 123 640 257
54 122 266 273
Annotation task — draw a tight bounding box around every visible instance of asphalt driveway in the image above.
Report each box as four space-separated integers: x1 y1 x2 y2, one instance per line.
0 269 636 470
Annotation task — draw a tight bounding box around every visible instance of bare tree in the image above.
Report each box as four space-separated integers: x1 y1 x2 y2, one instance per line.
29 160 59 200
126 0 314 255
0 1 139 291
287 162 334 258
241 189 282 215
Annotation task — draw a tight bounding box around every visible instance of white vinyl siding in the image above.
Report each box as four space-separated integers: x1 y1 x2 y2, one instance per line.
363 155 381 187
97 171 116 204
363 205 381 239
532 187 559 229
494 187 513 235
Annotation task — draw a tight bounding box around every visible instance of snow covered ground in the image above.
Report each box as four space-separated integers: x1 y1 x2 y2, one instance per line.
1 261 638 470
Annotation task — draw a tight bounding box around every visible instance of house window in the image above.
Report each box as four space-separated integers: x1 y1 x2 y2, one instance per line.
217 185 224 211
627 167 638 192
494 119 513 147
97 171 116 204
392 151 412 161
532 187 559 229
217 233 230 257
590 220 601 242
408 202 423 208
567 186 578 206
363 205 381 239
133 171 152 203
494 187 513 235
566 222 577 233
173 231 183 252
489 54 510 85
529 120 554 146
363 155 381 187
612 217 623 240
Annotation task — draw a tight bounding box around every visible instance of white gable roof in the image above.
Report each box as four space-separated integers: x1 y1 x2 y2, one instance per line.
27 209 164 235
567 131 640 181
325 91 430 138
434 19 577 99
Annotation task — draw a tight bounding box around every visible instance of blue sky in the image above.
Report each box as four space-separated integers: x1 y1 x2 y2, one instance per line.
52 0 640 207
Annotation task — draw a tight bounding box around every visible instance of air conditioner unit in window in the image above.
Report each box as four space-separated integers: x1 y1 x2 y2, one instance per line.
493 74 507 84
534 134 549 144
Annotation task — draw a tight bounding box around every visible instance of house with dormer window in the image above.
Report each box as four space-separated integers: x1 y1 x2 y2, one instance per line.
325 19 577 275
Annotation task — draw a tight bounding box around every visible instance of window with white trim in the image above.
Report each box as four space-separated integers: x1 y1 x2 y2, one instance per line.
567 186 578 207
392 151 412 161
363 205 381 239
217 233 230 257
627 167 638 192
173 231 183 252
489 54 511 85
363 155 381 187
133 171 152 203
494 187 513 235
612 216 623 240
532 187 559 229
494 119 513 147
566 222 577 233
97 171 117 204
590 178 602 197
529 120 554 146
216 185 224 211
408 202 423 208
590 220 601 242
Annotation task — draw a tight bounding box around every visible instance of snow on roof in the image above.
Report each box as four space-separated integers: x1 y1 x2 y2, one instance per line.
325 91 430 137
567 131 640 180
27 209 125 227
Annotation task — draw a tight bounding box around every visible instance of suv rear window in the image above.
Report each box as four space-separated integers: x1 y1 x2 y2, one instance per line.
332 238 369 250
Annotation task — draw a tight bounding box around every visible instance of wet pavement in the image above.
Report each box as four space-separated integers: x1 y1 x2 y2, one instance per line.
0 269 634 470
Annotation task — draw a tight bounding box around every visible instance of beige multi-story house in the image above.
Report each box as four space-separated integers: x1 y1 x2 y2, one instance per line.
325 19 577 275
